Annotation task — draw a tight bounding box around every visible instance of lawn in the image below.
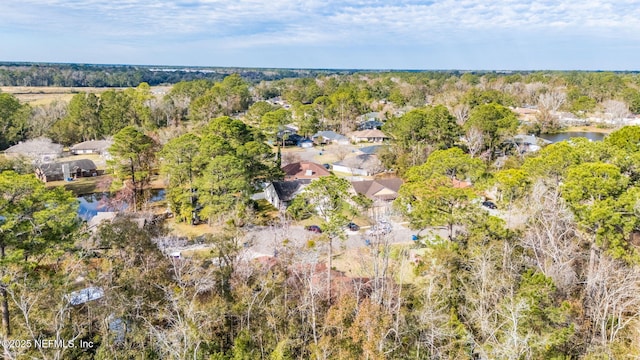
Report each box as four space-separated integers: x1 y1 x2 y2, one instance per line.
46 175 111 195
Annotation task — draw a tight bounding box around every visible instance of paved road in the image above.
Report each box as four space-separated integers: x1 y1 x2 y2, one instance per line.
241 220 449 259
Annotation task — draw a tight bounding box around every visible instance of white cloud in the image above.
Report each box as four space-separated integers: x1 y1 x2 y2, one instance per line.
2 0 640 68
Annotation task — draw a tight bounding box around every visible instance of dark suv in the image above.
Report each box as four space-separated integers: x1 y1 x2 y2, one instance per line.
347 222 360 231
305 225 322 233
482 201 497 209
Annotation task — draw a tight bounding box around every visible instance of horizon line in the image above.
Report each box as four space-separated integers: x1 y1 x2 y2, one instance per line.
1 61 639 74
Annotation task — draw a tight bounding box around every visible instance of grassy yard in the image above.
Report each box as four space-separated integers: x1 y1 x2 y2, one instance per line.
46 175 111 195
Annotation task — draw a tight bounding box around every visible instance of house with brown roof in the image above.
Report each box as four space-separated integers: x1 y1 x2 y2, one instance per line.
282 161 330 181
350 177 403 216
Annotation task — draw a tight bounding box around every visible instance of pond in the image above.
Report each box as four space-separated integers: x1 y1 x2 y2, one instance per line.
539 131 607 143
77 189 166 221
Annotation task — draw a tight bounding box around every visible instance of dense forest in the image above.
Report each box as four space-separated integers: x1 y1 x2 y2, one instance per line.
0 63 355 87
2 68 640 359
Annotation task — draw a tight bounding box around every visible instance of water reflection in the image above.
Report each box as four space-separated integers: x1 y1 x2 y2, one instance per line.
539 132 606 143
77 189 165 221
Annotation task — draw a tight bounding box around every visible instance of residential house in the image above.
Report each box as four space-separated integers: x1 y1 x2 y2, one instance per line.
35 159 99 182
282 161 331 180
311 131 350 145
70 140 113 155
350 177 404 216
264 179 311 209
511 134 551 153
4 137 63 163
350 129 389 143
358 145 385 155
332 154 383 176
297 138 314 148
357 120 384 130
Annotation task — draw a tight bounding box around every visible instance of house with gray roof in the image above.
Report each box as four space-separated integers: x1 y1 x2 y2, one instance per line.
358 145 385 155
511 134 551 153
70 140 113 155
332 154 384 176
35 159 99 182
311 131 350 145
4 137 63 162
264 179 312 209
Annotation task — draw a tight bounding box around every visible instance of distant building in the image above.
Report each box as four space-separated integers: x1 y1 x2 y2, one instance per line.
4 137 63 162
282 161 331 180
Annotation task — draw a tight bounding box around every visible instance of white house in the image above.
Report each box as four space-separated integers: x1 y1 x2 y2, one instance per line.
70 140 113 155
264 179 311 209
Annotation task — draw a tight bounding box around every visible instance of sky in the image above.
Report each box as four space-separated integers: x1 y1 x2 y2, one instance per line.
1 0 640 70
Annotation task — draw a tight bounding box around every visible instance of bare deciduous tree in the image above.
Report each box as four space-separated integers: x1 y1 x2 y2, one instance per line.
523 182 580 292
537 91 566 112
602 100 630 126
451 103 470 126
584 250 640 348
464 126 485 158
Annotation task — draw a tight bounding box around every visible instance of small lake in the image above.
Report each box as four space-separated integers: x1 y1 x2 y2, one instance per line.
539 132 606 143
77 189 166 221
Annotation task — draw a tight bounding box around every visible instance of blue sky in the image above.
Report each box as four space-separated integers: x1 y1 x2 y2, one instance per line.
1 0 640 70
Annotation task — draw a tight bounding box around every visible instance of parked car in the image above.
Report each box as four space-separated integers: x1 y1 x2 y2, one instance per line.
366 222 392 236
305 225 322 233
347 222 360 231
482 201 497 209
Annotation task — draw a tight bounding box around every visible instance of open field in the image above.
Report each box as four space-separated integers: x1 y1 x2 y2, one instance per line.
0 86 117 105
0 85 171 105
